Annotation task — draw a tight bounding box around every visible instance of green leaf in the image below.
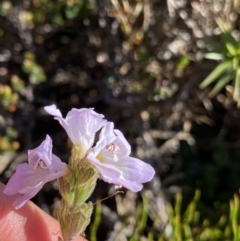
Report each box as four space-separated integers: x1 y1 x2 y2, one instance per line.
226 42 238 56
177 55 190 69
233 57 239 70
217 19 238 56
90 203 101 241
200 61 232 89
209 72 233 97
205 53 223 61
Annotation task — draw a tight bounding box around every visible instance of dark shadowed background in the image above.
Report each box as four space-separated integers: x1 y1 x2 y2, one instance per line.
1 1 240 240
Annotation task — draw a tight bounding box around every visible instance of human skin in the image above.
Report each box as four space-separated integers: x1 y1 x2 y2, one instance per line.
0 183 86 241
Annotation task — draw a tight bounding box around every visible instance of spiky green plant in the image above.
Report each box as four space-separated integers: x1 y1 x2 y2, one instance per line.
90 190 240 241
159 190 240 241
200 19 240 102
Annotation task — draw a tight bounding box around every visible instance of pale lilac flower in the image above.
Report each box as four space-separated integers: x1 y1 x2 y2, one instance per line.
87 122 155 192
44 104 106 151
3 135 67 209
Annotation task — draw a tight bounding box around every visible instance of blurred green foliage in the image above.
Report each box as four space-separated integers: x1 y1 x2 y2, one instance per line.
158 191 240 241
0 127 19 152
0 73 25 152
200 19 240 103
90 191 240 241
0 1 12 16
22 52 46 84
175 55 190 78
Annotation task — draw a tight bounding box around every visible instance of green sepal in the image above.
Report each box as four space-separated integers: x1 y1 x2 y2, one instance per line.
74 169 98 206
76 166 98 186
58 144 99 241
58 168 76 205
69 144 86 167
75 202 94 235
59 201 94 241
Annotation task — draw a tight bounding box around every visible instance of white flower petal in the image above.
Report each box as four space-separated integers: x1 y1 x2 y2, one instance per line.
44 104 62 118
3 135 67 209
92 122 116 156
88 128 155 192
44 105 107 151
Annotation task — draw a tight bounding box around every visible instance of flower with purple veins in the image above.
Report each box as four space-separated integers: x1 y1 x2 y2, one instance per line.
87 122 155 192
44 104 107 152
3 135 67 209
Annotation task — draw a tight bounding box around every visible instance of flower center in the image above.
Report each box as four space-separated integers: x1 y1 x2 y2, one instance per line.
37 160 47 169
96 143 120 163
106 144 119 162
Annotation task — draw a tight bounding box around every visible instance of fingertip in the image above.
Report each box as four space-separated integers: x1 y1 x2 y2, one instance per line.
0 183 86 241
